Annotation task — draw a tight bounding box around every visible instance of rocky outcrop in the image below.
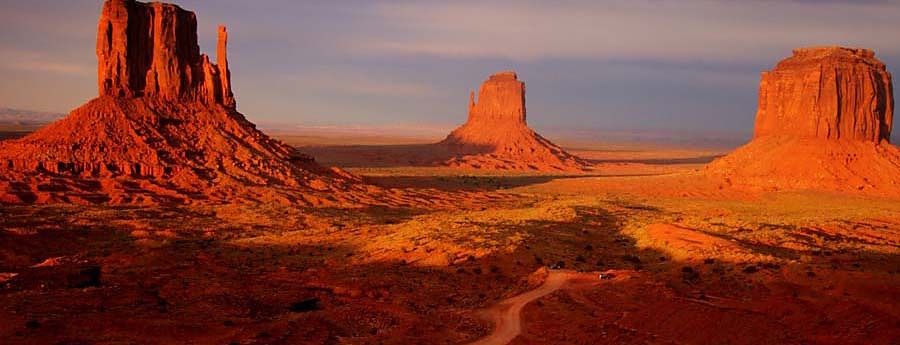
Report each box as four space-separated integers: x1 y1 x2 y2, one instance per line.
439 71 589 171
707 47 900 195
753 47 893 142
0 0 358 205
96 0 233 107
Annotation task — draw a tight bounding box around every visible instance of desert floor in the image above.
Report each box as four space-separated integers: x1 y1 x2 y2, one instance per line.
1 130 898 344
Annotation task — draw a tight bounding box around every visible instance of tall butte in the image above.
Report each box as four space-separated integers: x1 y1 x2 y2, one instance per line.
438 71 589 171
0 0 358 205
707 47 900 194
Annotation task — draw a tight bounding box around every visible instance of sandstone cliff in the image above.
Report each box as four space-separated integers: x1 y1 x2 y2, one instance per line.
707 47 900 195
97 0 234 107
754 47 893 142
439 71 589 171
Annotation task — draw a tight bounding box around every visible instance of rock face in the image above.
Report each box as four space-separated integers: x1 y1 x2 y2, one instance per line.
466 71 526 125
0 0 358 205
753 47 893 142
97 0 234 107
707 47 900 195
439 71 588 171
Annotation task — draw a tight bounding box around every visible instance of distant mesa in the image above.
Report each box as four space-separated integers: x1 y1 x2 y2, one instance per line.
0 108 64 126
0 0 360 205
707 46 900 194
438 71 590 171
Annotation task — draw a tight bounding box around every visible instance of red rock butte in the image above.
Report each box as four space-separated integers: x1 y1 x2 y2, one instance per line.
708 46 900 194
0 0 365 205
96 0 235 107
439 71 589 171
753 47 893 142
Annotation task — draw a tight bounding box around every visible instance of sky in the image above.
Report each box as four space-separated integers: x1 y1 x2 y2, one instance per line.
1 0 899 141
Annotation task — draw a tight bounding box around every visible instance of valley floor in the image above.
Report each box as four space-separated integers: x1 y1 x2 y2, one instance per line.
1 133 898 344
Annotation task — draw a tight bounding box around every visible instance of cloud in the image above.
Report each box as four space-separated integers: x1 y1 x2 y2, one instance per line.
0 49 92 76
350 1 900 62
299 69 439 98
0 2 97 40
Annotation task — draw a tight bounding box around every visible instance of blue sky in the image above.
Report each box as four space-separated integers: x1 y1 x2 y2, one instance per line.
1 0 898 140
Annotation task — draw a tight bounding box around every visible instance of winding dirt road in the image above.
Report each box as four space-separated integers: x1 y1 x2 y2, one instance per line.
468 271 588 345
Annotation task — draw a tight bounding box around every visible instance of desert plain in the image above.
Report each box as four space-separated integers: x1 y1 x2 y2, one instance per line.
3 128 899 344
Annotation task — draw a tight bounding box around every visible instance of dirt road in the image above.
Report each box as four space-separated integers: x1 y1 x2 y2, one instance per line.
468 270 586 345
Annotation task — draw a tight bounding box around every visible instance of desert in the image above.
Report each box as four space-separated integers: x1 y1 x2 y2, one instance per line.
1 1 898 344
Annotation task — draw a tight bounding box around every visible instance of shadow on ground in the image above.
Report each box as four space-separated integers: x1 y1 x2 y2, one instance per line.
0 203 667 344
1 203 898 344
300 143 499 169
586 155 722 165
364 175 585 192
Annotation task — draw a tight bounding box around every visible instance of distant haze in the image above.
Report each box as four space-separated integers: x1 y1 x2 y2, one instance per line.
1 1 898 143
0 107 63 125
